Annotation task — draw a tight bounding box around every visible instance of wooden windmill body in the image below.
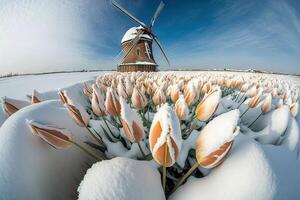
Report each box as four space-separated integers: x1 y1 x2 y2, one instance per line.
112 1 169 72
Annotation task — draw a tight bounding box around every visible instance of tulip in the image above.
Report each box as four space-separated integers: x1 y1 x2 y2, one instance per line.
65 103 90 127
195 86 221 121
117 81 128 99
131 87 148 110
27 120 102 160
184 81 197 106
170 84 180 103
1 97 30 117
249 93 272 128
125 78 134 96
201 82 211 94
240 91 262 119
149 104 182 190
105 87 121 116
58 90 68 104
120 98 146 158
271 88 278 98
83 83 93 99
91 84 106 117
171 110 240 194
152 88 166 106
276 98 284 109
290 101 299 117
31 89 42 104
247 85 257 97
175 94 189 120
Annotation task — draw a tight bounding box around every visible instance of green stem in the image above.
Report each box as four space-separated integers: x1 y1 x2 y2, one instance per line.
103 117 118 139
170 162 199 195
137 142 147 159
85 126 106 147
248 112 263 128
74 142 102 161
240 107 250 119
163 143 168 192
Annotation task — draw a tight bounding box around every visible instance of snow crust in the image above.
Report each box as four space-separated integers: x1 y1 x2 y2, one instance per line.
171 134 300 200
121 26 152 44
78 157 165 200
0 100 92 200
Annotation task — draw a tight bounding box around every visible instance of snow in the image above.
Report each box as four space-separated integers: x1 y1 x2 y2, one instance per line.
170 134 300 200
0 100 92 200
78 157 165 200
121 26 152 44
196 109 240 159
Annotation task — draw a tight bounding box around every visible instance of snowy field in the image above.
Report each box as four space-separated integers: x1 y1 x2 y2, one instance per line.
0 71 300 200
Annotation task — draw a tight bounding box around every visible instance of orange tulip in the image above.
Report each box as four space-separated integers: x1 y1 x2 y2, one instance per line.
65 103 90 127
196 109 240 168
175 94 189 120
195 86 221 121
1 97 30 117
290 101 299 117
152 88 166 106
105 87 121 116
31 89 42 104
248 92 261 108
120 98 145 143
261 93 272 113
83 83 93 99
170 84 180 103
117 81 128 99
149 104 182 167
91 84 106 117
184 81 197 106
28 120 74 149
131 87 147 110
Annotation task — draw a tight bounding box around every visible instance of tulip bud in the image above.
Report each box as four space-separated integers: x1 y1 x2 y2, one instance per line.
1 97 30 117
27 120 74 149
31 89 42 104
170 84 180 103
125 78 134 96
271 88 278 98
261 93 272 113
195 86 222 121
175 94 189 120
184 81 197 106
247 85 257 97
240 83 249 93
152 88 166 106
149 104 182 167
83 83 93 99
201 82 211 94
290 101 299 117
117 81 128 99
196 109 240 168
91 84 106 117
248 92 261 108
65 103 90 127
58 90 68 104
105 87 121 116
131 87 148 110
120 98 145 143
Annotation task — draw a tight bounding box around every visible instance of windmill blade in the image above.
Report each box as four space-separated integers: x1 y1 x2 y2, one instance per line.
153 36 170 65
150 1 165 28
111 0 147 29
121 29 145 63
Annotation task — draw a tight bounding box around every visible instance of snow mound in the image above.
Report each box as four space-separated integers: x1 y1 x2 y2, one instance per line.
171 135 300 200
255 106 290 144
78 157 165 200
0 100 92 200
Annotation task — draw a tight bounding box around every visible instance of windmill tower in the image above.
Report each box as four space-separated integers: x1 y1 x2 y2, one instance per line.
112 0 170 72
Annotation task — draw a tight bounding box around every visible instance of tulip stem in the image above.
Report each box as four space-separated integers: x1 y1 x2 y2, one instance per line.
137 142 147 159
170 162 199 195
248 112 263 128
163 143 168 192
86 127 106 147
74 142 102 161
240 107 250 119
103 117 118 139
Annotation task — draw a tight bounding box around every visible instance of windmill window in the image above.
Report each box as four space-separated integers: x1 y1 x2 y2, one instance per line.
136 48 141 56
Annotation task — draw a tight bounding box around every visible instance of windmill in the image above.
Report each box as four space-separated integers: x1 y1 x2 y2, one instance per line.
112 0 169 72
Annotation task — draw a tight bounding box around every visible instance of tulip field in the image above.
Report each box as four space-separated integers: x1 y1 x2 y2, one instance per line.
0 71 300 200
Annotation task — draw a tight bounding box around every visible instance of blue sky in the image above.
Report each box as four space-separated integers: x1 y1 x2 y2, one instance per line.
0 0 299 74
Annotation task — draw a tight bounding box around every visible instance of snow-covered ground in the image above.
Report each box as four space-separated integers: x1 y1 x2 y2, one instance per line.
0 71 109 100
0 71 299 200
